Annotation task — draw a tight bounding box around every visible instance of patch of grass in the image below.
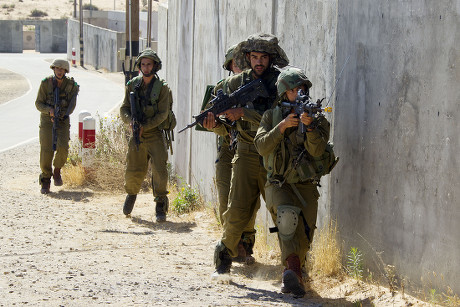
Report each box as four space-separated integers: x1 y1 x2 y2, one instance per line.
346 247 364 280
170 182 202 214
309 218 342 277
30 9 47 17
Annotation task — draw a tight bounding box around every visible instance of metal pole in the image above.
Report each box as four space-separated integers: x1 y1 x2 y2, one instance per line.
147 0 152 48
79 0 84 67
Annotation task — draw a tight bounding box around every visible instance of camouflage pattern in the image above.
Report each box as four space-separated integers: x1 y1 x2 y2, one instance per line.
276 67 313 96
222 44 238 71
233 33 289 71
136 48 162 72
50 59 70 73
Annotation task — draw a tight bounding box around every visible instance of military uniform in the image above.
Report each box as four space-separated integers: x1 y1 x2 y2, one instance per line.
35 59 79 193
255 109 330 264
120 75 172 199
213 67 281 258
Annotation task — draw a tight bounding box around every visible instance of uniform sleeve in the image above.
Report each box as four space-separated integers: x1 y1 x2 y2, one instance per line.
63 79 79 117
35 80 53 114
120 84 132 124
304 116 330 157
242 107 262 125
254 109 284 157
142 84 171 130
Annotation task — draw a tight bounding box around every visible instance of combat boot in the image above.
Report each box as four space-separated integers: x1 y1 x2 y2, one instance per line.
281 254 306 298
155 196 168 222
123 194 137 216
213 241 232 275
40 178 51 194
53 168 63 186
232 240 247 263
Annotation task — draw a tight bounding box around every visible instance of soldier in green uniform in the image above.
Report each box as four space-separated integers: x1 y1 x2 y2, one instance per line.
120 49 173 222
254 67 331 297
204 45 256 263
35 59 79 194
202 33 289 276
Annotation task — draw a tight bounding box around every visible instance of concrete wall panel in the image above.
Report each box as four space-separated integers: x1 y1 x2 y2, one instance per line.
160 0 460 294
0 21 23 53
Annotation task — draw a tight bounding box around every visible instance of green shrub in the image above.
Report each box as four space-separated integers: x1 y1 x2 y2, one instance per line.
30 9 47 17
171 183 202 214
82 4 99 11
346 247 364 280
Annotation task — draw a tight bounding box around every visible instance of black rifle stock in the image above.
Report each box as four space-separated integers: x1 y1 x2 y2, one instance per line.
178 79 269 133
281 90 332 133
129 91 142 151
51 84 60 151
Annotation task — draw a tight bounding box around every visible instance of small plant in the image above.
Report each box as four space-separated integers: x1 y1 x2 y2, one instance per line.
443 286 460 306
346 247 364 280
384 264 397 296
82 4 99 11
30 9 47 17
429 288 440 304
170 183 202 214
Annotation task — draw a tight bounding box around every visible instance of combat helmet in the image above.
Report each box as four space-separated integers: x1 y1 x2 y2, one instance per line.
136 48 162 72
50 59 70 73
233 33 289 71
222 44 238 71
276 67 312 96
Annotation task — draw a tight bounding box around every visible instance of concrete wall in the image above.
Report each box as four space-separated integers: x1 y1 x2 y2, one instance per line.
0 20 66 53
0 21 23 53
159 0 460 295
67 19 123 72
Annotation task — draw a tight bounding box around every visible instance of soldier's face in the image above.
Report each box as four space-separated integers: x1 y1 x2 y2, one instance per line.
286 85 306 102
53 67 66 79
140 58 155 76
230 59 242 74
248 52 270 77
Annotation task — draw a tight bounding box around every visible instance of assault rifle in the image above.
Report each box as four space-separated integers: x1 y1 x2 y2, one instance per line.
129 91 143 151
51 82 60 151
280 90 332 133
178 79 269 133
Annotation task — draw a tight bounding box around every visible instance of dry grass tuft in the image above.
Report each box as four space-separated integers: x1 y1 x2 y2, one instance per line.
309 218 342 277
62 163 86 187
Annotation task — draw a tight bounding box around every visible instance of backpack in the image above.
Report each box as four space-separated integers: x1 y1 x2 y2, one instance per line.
263 107 339 183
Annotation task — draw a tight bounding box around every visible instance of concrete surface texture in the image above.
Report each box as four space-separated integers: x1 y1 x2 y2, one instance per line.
158 0 460 294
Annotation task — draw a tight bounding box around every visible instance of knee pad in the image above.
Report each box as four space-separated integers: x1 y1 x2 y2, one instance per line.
276 205 302 240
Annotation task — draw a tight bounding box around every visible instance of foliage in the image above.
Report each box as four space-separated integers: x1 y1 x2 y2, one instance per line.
82 4 99 11
346 247 364 280
30 9 47 17
309 218 342 277
170 183 202 214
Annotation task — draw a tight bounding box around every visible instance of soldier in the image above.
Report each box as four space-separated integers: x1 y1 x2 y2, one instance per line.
35 59 79 194
254 67 331 297
203 33 289 276
120 49 173 222
206 45 256 263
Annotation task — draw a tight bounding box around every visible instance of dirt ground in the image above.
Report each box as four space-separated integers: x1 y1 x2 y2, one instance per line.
0 69 440 306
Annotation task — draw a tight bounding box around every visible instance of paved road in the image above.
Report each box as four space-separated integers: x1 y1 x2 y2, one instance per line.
0 52 124 153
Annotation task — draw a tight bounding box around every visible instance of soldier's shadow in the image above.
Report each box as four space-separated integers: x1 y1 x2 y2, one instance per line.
130 216 196 234
47 190 94 202
231 263 355 306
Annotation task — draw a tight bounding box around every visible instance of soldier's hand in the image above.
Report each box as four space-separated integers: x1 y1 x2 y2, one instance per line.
220 108 244 122
203 112 218 129
300 112 314 131
139 126 144 138
49 109 55 122
279 113 299 134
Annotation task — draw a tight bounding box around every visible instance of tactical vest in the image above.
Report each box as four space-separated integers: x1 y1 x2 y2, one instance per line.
46 77 79 118
129 76 176 131
263 107 339 184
